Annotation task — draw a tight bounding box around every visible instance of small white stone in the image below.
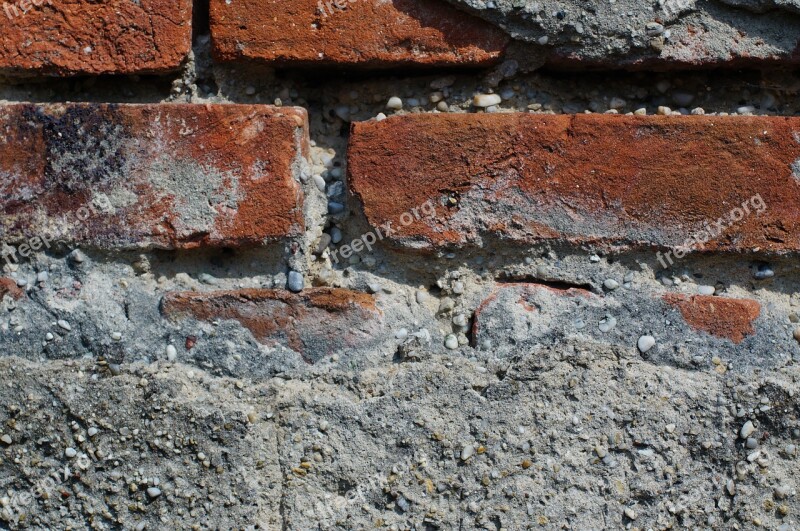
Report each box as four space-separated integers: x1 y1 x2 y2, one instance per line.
444 334 459 350
473 94 502 108
65 448 77 458
657 106 672 115
0 434 11 445
57 320 72 331
460 445 475 461
146 487 162 499
624 507 637 520
740 420 756 439
375 112 387 122
386 97 403 110
88 427 98 437
537 35 549 45
697 285 715 295
637 335 655 353
598 316 617 333
110 332 122 341
603 279 620 290
166 345 177 362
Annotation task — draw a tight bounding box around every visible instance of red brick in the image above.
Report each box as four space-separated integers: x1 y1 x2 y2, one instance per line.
0 104 307 251
349 114 800 253
664 294 761 344
210 0 509 67
0 278 24 301
0 0 192 76
161 288 382 362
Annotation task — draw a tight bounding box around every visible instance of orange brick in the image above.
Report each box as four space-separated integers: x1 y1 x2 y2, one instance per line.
349 114 800 253
161 289 382 362
0 0 192 76
210 0 508 67
0 104 307 251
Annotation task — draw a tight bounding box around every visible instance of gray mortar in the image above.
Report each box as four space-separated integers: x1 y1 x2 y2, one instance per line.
0 23 799 531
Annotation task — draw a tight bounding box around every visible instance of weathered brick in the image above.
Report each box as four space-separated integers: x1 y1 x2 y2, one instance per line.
161 288 382 362
210 0 509 67
0 104 307 251
0 278 24 300
0 0 192 76
471 283 597 351
664 294 761 344
349 114 800 253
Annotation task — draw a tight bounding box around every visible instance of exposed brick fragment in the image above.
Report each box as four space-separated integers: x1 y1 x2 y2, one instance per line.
0 104 307 251
0 278 24 300
471 283 596 350
0 0 192 76
210 0 509 67
664 294 761 344
161 289 382 362
349 114 800 253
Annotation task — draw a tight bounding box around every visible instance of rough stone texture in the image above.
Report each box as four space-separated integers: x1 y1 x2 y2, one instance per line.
0 104 307 251
161 288 383 363
0 0 192 76
349 114 800 253
442 0 800 69
210 0 509 67
665 294 762 343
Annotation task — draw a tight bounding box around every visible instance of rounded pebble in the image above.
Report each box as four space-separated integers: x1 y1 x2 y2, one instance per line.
473 94 502 108
287 271 304 293
444 334 459 350
637 335 655 353
386 97 403 110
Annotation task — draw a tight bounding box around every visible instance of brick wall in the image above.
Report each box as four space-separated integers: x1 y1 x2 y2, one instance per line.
1 0 799 529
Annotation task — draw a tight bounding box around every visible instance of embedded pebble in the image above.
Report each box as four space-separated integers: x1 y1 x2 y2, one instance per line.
753 263 774 280
313 174 326 192
287 271 304 293
68 249 86 264
146 487 162 499
598 316 617 333
386 97 403 110
637 335 655 353
57 320 72 331
0 434 11 445
697 285 715 295
330 227 343 244
603 279 619 290
166 344 178 361
444 334 459 350
740 420 756 439
65 447 77 458
473 94 502 108
88 427 98 437
460 445 475 461
110 332 122 341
